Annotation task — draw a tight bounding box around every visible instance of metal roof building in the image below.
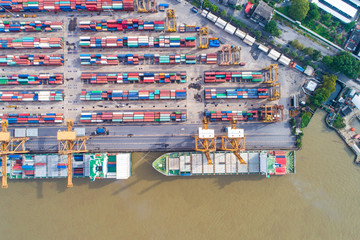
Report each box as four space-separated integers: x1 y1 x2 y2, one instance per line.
311 0 358 23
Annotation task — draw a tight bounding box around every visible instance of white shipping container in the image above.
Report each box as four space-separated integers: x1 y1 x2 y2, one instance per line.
244 34 256 46
278 54 291 66
215 18 227 29
268 49 281 61
224 23 236 35
258 44 269 53
201 10 209 18
235 29 246 39
207 12 218 23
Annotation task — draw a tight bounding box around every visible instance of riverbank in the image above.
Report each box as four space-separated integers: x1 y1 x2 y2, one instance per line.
325 109 360 164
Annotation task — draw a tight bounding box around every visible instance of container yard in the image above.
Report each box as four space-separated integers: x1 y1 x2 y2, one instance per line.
80 111 186 123
0 0 306 165
0 73 63 85
0 113 64 124
0 37 63 49
0 20 63 32
0 55 64 66
0 90 63 101
81 72 186 84
80 89 186 101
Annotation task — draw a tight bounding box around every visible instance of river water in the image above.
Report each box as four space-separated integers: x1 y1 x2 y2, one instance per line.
1 111 360 240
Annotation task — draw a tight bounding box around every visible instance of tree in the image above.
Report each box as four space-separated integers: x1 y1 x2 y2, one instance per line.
210 4 218 13
265 20 281 37
220 10 227 18
321 13 332 27
307 3 320 21
254 30 262 39
284 47 290 54
235 5 242 11
289 0 310 21
310 74 337 107
333 115 346 129
345 21 356 32
312 50 322 61
331 51 360 79
290 51 298 58
303 47 314 56
322 55 333 66
301 112 312 128
290 39 304 50
299 56 305 62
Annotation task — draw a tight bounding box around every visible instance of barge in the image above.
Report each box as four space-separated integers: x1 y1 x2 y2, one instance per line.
0 153 131 181
152 151 295 176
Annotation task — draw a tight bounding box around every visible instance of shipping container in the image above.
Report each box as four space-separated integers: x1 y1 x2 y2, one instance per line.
204 88 269 100
0 90 63 102
0 113 64 124
0 0 134 12
0 37 63 49
79 19 164 31
204 71 263 83
81 72 186 84
0 20 63 32
0 55 64 66
80 111 187 123
204 110 260 122
0 73 63 85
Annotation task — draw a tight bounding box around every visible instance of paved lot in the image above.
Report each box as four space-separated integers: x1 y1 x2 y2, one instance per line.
0 0 310 151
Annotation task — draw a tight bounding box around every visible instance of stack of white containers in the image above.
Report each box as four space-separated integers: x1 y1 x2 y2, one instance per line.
38 91 50 101
138 36 149 48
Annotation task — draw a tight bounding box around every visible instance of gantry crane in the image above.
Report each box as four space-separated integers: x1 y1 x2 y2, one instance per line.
263 64 280 100
0 120 29 188
57 119 89 188
261 105 284 123
198 27 209 49
194 117 217 165
219 118 246 164
137 0 156 13
263 64 279 84
231 46 241 65
166 9 176 32
218 45 231 65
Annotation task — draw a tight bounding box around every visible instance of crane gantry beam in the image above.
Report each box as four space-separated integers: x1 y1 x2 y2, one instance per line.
166 9 176 32
194 117 216 165
219 118 246 164
57 119 89 188
0 120 29 188
198 27 209 49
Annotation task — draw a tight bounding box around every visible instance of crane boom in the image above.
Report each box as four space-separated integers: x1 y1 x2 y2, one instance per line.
0 120 29 188
194 117 216 165
57 119 89 188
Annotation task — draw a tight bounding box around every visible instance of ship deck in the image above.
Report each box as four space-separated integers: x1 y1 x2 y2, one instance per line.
153 151 295 176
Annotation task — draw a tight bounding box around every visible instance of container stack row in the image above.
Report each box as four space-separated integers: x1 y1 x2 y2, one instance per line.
80 111 187 123
0 0 135 12
0 73 63 85
178 24 197 33
81 72 187 84
200 53 217 64
80 89 187 101
0 113 64 124
0 37 63 49
0 90 64 102
0 55 64 66
0 20 63 32
204 110 259 122
204 88 269 99
204 71 263 83
78 19 164 31
79 36 196 48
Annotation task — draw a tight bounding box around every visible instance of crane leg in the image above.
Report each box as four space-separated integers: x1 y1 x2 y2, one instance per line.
233 151 246 164
67 153 73 188
204 152 213 165
2 154 8 188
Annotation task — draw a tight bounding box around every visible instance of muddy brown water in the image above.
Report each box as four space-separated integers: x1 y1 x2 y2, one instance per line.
1 111 359 240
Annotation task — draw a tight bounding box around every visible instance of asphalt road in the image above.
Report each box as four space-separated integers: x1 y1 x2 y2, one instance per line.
11 122 296 152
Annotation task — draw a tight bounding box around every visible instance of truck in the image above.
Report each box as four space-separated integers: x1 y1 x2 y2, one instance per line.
191 7 198 13
91 127 109 136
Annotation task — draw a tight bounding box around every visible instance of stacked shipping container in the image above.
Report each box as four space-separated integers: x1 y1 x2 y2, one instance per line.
204 88 269 99
80 54 217 65
78 19 164 31
80 89 186 101
0 0 134 12
0 73 63 85
81 72 186 84
204 110 259 122
80 111 187 123
0 20 63 32
0 113 64 124
0 90 63 101
0 37 63 49
0 55 64 66
204 71 263 83
79 36 196 48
